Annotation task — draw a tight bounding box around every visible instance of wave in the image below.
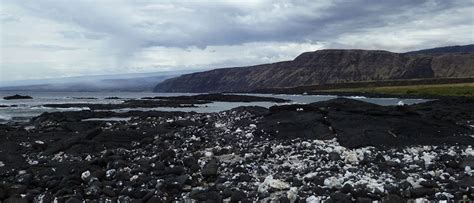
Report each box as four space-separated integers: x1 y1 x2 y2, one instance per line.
0 114 12 121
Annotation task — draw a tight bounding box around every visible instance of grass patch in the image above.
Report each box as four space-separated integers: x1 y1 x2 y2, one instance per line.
324 83 474 97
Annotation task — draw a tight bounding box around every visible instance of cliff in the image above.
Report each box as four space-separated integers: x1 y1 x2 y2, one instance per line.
154 48 474 93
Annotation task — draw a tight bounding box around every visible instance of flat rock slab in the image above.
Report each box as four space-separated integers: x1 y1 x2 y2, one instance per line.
257 98 474 148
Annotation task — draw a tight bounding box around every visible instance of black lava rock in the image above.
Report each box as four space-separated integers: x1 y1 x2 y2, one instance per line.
409 188 435 198
202 159 218 177
230 190 246 203
3 95 32 100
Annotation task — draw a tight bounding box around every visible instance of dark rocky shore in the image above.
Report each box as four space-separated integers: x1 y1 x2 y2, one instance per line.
0 95 473 202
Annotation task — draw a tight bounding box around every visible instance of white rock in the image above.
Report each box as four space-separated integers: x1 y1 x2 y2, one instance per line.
304 172 318 179
106 169 116 178
415 198 428 203
130 175 139 181
0 161 4 167
215 122 225 128
258 175 290 193
249 124 257 128
287 187 298 203
34 140 45 145
421 152 436 166
204 151 213 157
306 195 321 203
244 153 253 158
465 166 472 174
28 159 38 165
344 151 359 165
324 176 343 189
464 146 474 156
81 170 91 181
245 133 254 139
397 101 405 106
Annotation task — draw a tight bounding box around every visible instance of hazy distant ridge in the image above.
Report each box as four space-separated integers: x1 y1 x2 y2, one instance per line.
405 44 474 55
0 70 197 92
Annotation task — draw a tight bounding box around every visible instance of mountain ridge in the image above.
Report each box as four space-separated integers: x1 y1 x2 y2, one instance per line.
154 45 474 93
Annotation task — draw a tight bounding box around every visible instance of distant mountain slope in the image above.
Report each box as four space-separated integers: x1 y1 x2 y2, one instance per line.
154 48 474 93
405 44 474 54
0 75 175 92
0 70 205 92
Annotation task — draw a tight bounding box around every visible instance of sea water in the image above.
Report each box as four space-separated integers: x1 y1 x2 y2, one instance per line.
0 91 428 123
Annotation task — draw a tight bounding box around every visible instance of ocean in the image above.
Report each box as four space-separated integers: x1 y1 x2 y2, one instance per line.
0 91 428 123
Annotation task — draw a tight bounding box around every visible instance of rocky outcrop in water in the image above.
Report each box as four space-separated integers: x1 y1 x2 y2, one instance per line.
3 94 32 100
42 93 289 110
154 49 474 93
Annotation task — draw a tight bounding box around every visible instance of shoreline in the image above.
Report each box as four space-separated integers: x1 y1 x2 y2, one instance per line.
0 94 473 202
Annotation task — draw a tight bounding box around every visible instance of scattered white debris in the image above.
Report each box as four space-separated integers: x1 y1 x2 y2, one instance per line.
81 170 91 181
190 135 200 141
204 151 213 157
245 132 254 139
296 108 304 111
130 175 139 181
34 140 45 145
28 159 38 165
465 166 472 175
106 169 116 178
306 195 322 203
464 146 474 156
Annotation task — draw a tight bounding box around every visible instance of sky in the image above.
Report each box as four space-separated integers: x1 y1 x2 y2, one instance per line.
1 0 473 81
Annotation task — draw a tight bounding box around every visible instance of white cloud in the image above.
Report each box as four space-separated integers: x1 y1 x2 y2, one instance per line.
0 0 473 81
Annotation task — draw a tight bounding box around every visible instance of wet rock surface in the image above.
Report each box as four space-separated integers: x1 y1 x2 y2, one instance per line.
141 93 290 103
0 97 473 202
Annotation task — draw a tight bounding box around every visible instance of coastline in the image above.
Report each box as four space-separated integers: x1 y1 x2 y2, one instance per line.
0 94 473 202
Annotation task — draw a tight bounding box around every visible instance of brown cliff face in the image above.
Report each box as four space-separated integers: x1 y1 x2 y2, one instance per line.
154 49 474 93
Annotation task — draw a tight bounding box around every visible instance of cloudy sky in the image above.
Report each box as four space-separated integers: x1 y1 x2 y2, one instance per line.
1 0 473 81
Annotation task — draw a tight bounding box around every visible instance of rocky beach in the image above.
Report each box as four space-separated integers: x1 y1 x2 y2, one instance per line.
0 94 473 202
